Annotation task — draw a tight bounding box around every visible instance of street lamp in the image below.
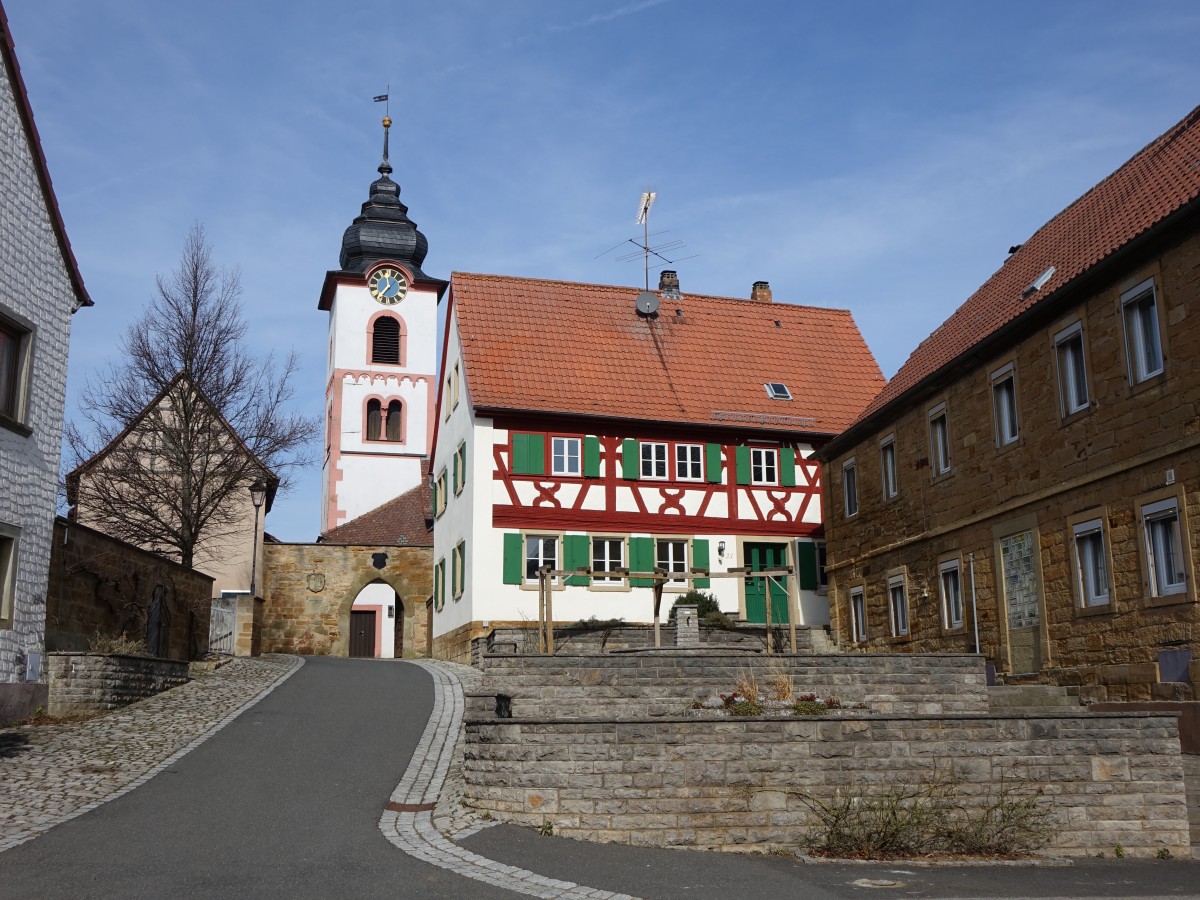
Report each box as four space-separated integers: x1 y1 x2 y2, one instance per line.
248 479 268 597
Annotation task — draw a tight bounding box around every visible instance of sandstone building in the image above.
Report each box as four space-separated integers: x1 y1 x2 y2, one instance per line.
816 105 1200 700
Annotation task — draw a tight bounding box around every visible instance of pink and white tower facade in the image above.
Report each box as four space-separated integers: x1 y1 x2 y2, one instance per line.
318 116 446 532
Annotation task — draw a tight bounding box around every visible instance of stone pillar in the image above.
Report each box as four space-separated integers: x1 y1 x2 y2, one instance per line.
674 605 699 647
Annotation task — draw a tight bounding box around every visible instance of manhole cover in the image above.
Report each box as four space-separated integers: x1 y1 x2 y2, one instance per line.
852 878 904 888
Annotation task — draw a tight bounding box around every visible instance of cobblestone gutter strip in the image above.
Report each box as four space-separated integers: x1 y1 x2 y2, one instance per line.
380 661 640 900
0 655 302 853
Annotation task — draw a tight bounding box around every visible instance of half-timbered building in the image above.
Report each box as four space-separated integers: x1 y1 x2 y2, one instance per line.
429 270 883 661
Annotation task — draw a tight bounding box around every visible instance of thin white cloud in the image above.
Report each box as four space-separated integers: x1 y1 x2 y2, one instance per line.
545 0 673 33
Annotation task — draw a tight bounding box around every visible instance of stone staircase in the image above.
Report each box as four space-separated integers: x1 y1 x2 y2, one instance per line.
987 684 1082 714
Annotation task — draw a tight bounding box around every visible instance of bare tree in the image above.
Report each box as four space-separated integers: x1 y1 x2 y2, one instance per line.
66 224 318 568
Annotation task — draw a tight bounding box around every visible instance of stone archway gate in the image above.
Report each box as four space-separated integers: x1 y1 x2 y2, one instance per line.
260 543 432 658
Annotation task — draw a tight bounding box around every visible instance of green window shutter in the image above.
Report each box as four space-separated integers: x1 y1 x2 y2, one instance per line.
564 534 590 586
452 548 460 597
735 446 752 485
583 436 601 478
458 542 467 596
796 541 818 591
780 448 797 487
432 481 439 515
502 532 523 584
621 438 640 479
705 443 723 483
453 451 460 492
692 539 710 589
511 433 545 475
629 537 654 587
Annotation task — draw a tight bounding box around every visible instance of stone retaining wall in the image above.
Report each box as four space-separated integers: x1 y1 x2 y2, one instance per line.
47 652 190 716
476 652 989 718
462 712 1189 858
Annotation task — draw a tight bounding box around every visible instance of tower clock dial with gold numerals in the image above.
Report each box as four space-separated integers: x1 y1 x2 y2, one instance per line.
368 267 409 305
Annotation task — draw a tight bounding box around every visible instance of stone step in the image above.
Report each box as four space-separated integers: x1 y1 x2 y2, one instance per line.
988 684 1080 712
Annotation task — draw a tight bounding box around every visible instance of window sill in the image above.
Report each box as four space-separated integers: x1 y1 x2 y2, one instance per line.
1144 591 1193 609
1058 403 1094 427
887 634 912 645
0 415 31 438
941 625 967 636
930 469 954 484
1075 601 1115 618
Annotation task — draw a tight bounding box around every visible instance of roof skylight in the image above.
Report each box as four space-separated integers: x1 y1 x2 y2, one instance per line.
765 383 793 401
1022 266 1056 299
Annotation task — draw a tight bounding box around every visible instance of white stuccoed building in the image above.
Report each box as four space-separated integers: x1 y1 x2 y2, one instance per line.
0 4 93 722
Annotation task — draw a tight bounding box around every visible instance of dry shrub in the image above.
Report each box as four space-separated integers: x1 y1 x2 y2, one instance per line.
88 632 148 656
734 671 760 704
764 673 793 702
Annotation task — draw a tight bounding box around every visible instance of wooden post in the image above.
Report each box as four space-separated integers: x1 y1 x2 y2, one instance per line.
543 565 555 653
764 580 773 654
537 569 547 653
652 574 664 648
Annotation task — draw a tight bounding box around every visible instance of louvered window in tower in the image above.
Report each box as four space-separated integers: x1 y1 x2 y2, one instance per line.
386 400 403 442
366 399 382 440
372 317 401 364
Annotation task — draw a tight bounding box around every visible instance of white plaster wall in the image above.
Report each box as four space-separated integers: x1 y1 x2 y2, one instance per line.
352 581 397 658
0 57 79 683
335 453 425 526
337 372 431 455
329 283 438 380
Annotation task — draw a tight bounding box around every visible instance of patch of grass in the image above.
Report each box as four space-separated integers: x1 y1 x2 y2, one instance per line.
537 819 554 836
1114 844 1126 859
88 632 148 656
728 699 763 717
790 700 828 716
1157 847 1172 860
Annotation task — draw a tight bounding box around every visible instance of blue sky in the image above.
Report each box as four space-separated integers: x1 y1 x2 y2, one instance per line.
7 0 1200 541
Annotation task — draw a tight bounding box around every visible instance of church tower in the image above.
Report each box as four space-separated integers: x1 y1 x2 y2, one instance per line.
318 116 446 532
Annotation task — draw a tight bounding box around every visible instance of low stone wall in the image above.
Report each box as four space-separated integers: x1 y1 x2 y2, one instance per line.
47 652 190 716
480 623 807 657
476 652 989 718
462 712 1188 858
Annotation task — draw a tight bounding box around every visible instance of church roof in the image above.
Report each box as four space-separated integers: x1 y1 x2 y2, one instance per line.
318 471 432 547
448 272 884 436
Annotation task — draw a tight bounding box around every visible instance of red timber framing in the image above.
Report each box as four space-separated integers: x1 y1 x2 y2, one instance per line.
489 420 823 536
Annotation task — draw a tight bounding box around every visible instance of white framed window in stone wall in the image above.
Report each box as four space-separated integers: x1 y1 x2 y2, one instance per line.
1054 321 1090 417
842 458 858 517
879 435 897 499
1121 278 1165 385
990 363 1019 447
887 572 909 638
849 585 867 642
928 402 951 476
939 557 964 630
0 307 35 432
0 523 18 627
1071 517 1110 608
1141 496 1187 599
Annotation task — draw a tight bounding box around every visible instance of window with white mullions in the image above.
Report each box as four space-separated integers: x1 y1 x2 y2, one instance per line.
888 576 909 637
1142 499 1186 596
1072 519 1110 607
525 535 558 584
656 538 688 585
1122 280 1165 384
751 447 777 485
850 587 866 642
641 442 668 479
1055 322 1089 416
939 560 963 629
551 437 581 476
991 365 1019 446
675 443 703 480
592 537 625 584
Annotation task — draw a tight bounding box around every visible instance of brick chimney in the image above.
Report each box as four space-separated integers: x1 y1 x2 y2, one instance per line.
659 270 681 299
750 280 772 302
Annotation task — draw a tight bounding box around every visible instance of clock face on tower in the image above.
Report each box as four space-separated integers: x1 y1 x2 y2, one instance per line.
368 267 409 305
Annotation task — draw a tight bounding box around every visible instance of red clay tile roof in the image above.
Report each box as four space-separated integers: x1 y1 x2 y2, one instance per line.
449 273 884 436
856 104 1200 427
319 479 432 547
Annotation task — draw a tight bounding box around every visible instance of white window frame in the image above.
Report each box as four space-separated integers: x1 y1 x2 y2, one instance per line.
0 524 20 627
524 534 559 585
551 436 581 477
591 536 626 586
1142 498 1186 597
1072 518 1110 608
939 559 963 630
888 574 909 637
879 436 897 499
990 364 1019 446
1054 321 1089 416
765 382 793 401
656 538 688 586
751 447 778 486
641 441 669 479
675 443 703 481
928 403 951 475
1122 278 1165 384
0 309 34 429
842 458 858 517
849 587 866 642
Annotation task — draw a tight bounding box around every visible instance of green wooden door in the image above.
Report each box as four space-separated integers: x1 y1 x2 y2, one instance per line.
744 542 789 624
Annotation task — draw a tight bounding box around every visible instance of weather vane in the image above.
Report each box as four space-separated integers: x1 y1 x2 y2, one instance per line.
373 86 390 119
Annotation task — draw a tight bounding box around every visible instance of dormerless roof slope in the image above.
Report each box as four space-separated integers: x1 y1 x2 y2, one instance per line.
450 273 884 436
319 476 432 547
853 104 1200 431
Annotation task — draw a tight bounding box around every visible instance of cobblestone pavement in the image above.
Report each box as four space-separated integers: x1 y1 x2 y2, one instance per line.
382 660 642 900
0 654 301 853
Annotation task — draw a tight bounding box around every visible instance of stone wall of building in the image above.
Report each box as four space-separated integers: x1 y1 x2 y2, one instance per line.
262 543 431 657
44 519 213 662
463 712 1188 858
822 226 1200 696
47 652 190 716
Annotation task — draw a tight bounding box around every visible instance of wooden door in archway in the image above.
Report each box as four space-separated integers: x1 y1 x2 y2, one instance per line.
349 610 377 658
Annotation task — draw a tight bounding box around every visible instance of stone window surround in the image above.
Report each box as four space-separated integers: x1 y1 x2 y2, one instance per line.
937 551 966 634
927 400 952 479
1067 507 1115 617
1052 318 1092 421
588 534 629 591
363 394 404 443
847 582 867 643
0 305 35 436
1119 276 1167 388
989 360 1021 450
886 566 911 642
1136 485 1193 608
879 433 898 500
0 521 19 628
842 456 858 518
365 309 406 367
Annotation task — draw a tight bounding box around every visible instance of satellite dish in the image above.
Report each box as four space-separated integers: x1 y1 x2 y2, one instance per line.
636 290 660 317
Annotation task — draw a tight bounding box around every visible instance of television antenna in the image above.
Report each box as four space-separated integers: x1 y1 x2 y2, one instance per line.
595 191 698 290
